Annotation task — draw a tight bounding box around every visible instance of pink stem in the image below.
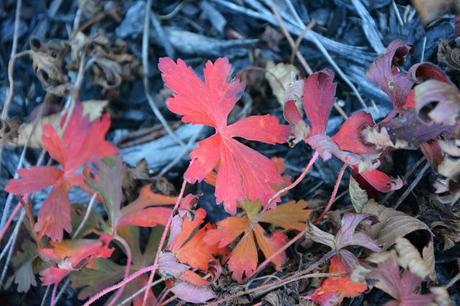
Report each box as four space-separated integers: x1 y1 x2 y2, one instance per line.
0 201 22 243
315 164 347 223
108 235 133 306
265 151 319 209
83 265 157 306
50 284 58 306
141 180 187 306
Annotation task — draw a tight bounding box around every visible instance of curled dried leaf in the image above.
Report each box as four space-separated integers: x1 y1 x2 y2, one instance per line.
395 237 436 280
349 176 368 213
415 80 460 126
30 38 70 96
362 201 432 250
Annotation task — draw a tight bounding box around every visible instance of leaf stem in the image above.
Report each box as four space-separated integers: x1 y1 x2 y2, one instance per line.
266 151 319 209
108 235 133 306
315 164 347 223
141 179 187 306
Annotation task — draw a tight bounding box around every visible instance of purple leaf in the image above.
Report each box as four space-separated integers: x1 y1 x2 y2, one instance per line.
170 281 216 304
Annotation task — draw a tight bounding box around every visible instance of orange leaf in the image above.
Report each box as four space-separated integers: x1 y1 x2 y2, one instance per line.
205 200 311 282
309 256 367 306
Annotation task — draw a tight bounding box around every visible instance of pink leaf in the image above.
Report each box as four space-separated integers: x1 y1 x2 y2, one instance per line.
170 281 215 304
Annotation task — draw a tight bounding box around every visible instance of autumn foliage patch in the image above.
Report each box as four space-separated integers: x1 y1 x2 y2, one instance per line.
2 38 459 305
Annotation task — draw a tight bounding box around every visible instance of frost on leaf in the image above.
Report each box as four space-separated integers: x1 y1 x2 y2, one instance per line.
204 200 311 282
159 57 289 214
5 104 117 241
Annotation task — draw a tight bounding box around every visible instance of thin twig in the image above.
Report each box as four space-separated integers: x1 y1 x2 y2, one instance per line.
280 0 368 109
209 251 335 306
394 162 430 209
143 0 185 148
392 0 404 27
141 180 187 306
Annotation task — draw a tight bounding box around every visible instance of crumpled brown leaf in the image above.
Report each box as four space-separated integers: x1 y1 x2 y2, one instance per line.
12 100 108 148
438 38 460 71
411 0 458 24
395 237 436 280
362 201 432 250
30 38 71 96
265 61 301 107
349 176 368 213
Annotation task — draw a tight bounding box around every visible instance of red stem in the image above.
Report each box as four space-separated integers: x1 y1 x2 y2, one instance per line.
266 151 319 209
108 235 132 306
315 164 347 223
0 201 22 243
141 180 187 306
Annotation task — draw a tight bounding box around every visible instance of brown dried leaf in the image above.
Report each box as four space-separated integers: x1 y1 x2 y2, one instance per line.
438 39 460 71
362 201 432 250
395 237 436 280
15 100 108 148
349 176 368 213
29 38 70 96
411 0 455 24
265 61 300 106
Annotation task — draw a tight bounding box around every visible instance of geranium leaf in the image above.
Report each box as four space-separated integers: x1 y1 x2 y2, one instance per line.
159 57 288 214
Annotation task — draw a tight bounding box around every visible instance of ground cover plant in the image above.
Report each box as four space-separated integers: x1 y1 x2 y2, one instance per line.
0 0 459 305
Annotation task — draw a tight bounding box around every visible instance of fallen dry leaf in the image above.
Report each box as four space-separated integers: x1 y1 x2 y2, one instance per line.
362 201 433 250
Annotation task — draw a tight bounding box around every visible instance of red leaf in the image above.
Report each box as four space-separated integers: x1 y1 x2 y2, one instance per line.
40 238 113 285
117 207 171 228
34 181 72 241
332 111 378 154
283 100 310 145
6 103 118 241
302 70 337 135
159 57 288 213
309 256 367 306
409 62 452 84
5 166 63 194
357 168 403 193
367 40 413 109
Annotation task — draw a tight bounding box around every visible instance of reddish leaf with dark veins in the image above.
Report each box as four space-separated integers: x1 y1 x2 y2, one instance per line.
379 110 454 147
